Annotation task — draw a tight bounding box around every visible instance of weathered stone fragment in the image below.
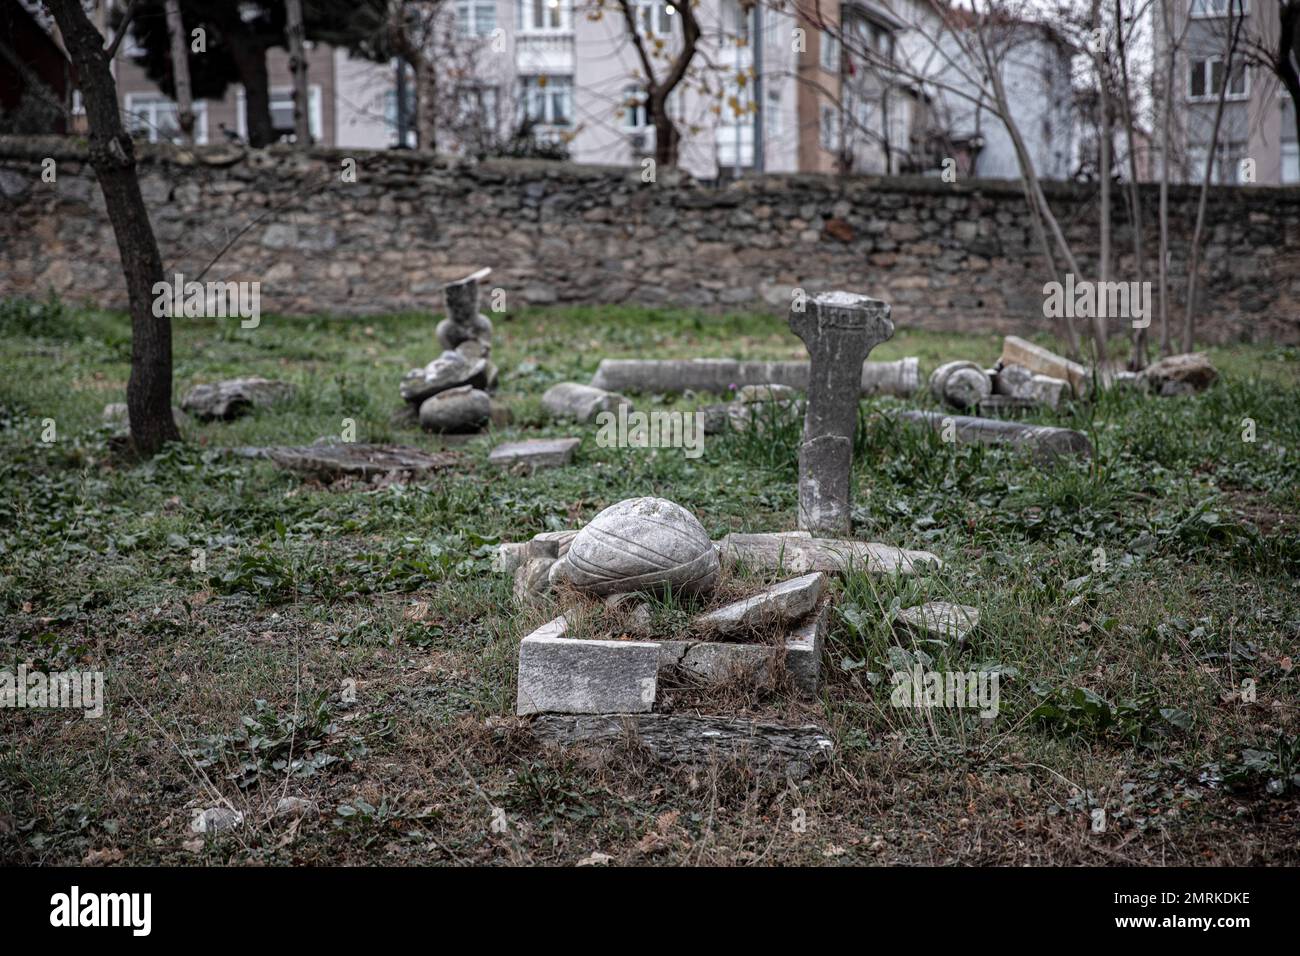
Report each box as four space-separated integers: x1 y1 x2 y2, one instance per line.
930 360 992 410
541 382 632 423
790 291 894 535
1000 336 1089 396
896 601 981 646
181 377 295 420
488 437 580 469
717 533 942 576
590 357 919 397
890 410 1092 462
528 714 833 778
418 385 491 432
514 557 556 602
552 497 719 597
516 622 659 715
399 350 489 404
1139 352 1218 395
696 572 825 635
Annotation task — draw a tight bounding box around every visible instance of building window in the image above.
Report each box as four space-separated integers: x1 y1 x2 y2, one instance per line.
237 86 323 142
820 29 840 72
1189 0 1247 17
520 0 568 31
123 92 208 144
1188 58 1248 101
622 85 649 129
633 0 674 36
820 104 839 150
1188 140 1248 183
1283 141 1299 184
765 88 781 138
519 75 572 126
456 0 497 35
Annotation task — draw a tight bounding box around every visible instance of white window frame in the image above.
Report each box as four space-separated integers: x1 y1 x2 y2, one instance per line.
1187 57 1249 102
456 0 498 36
633 0 674 36
820 103 840 150
820 29 840 72
1282 141 1299 184
123 92 209 144
622 85 649 129
237 85 324 142
518 74 573 127
519 0 570 33
1189 0 1248 18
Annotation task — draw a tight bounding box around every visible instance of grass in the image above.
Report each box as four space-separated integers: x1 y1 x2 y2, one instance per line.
0 294 1297 866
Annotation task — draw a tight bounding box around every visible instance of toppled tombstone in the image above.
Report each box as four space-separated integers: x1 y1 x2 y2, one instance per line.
228 443 458 482
995 363 1069 410
896 601 981 647
589 357 920 397
977 395 1038 418
790 290 895 535
1000 335 1089 397
696 572 824 635
890 409 1092 463
1138 352 1218 396
419 384 491 433
181 377 295 421
488 437 580 470
717 532 942 576
541 382 632 423
550 497 719 596
527 714 833 780
930 360 992 410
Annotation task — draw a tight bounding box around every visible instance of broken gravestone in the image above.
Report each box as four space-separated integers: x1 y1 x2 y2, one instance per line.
181 377 295 421
789 291 894 536
488 437 580 470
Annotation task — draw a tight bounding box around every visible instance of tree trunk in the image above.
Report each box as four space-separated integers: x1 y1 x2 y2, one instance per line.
1276 3 1300 147
1092 0 1113 359
229 39 275 147
413 57 437 151
1115 0 1148 370
651 91 679 167
284 0 312 145
1183 1 1243 352
1157 0 1176 357
164 0 194 144
44 0 179 455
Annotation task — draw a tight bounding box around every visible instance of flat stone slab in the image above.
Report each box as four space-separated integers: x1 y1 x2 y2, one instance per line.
717 533 942 576
590 357 919 397
228 443 458 481
696 572 825 635
529 714 834 779
890 410 1093 462
541 382 631 423
517 617 658 715
1000 336 1089 397
181 377 295 420
488 437 580 469
896 601 981 646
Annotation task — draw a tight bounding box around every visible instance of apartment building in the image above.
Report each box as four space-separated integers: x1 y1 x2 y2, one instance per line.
1159 0 1298 184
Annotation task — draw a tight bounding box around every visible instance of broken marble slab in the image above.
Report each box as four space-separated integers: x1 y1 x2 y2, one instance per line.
889 410 1093 462
896 601 981 646
513 556 556 602
1000 336 1089 397
488 437 580 469
227 442 459 482
527 714 833 779
695 572 824 635
181 377 295 420
1138 352 1218 395
541 382 633 423
590 357 920 397
716 533 942 576
516 616 659 715
399 349 490 404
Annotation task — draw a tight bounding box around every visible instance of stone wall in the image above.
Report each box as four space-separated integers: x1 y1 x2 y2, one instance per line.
2 137 1298 344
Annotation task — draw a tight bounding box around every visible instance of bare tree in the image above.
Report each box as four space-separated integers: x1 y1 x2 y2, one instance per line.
42 0 180 455
163 0 195 144
1183 0 1247 351
612 0 702 167
285 0 312 144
